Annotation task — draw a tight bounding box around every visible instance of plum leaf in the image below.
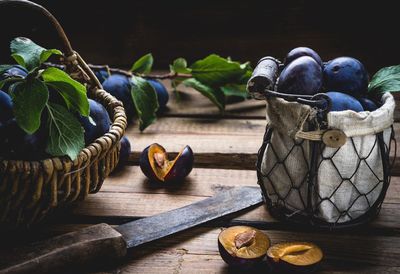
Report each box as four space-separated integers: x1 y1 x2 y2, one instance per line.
368 65 400 94
41 67 89 116
190 54 247 87
10 37 61 71
183 78 225 111
130 75 159 131
46 102 85 160
131 53 153 74
220 84 248 98
10 79 49 134
170 58 191 74
40 49 62 64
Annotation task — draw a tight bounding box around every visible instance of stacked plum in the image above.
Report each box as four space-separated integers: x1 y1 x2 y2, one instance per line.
277 47 378 112
94 70 170 121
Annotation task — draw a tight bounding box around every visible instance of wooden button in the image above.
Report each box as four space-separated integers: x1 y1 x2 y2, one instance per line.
322 129 347 148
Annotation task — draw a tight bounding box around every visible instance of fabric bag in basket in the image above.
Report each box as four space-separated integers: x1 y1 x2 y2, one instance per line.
258 92 395 226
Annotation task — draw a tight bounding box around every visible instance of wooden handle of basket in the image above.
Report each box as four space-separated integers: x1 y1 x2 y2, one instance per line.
0 224 127 274
0 0 103 89
247 56 280 99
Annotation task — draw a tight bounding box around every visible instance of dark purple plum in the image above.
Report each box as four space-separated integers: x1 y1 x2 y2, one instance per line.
0 65 28 92
0 90 13 123
325 91 364 112
94 69 110 84
323 57 369 96
147 79 169 111
102 74 135 120
284 47 323 67
0 65 27 80
0 118 48 160
277 56 322 95
78 99 111 145
358 97 378 111
139 143 194 183
117 136 131 167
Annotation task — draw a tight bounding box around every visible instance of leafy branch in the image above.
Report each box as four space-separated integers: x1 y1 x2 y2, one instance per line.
90 53 252 131
0 37 89 160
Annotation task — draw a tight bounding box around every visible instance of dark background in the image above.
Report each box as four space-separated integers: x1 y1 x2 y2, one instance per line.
1 0 399 74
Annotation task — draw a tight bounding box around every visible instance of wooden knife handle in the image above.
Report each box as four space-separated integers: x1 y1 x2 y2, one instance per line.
0 223 127 274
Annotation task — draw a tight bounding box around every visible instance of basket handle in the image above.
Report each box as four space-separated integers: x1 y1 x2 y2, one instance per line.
0 0 103 89
0 0 74 57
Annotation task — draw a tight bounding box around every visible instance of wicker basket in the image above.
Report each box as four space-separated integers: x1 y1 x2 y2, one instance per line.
0 0 127 228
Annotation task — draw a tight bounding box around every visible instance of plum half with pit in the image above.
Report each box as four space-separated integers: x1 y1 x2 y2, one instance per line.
218 226 270 268
139 143 194 183
277 56 322 95
267 242 323 273
102 74 135 121
323 57 369 96
284 47 323 67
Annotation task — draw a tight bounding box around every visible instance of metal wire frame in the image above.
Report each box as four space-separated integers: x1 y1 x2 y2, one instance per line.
256 124 396 230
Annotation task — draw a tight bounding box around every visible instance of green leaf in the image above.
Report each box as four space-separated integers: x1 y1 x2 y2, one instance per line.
0 77 24 90
130 75 159 131
40 49 62 64
10 79 49 134
368 65 400 94
220 84 249 98
41 67 89 116
10 37 62 71
46 103 85 160
183 78 225 111
170 58 191 74
130 53 153 74
190 54 246 86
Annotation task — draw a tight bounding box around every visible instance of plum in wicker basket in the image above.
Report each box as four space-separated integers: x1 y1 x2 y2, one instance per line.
0 0 127 228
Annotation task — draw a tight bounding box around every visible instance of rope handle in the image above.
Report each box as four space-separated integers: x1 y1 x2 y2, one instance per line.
0 0 102 89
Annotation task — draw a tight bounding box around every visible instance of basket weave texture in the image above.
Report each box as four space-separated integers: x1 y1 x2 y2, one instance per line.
0 0 127 227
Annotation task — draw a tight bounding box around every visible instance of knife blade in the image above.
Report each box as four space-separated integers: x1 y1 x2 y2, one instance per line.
0 186 263 274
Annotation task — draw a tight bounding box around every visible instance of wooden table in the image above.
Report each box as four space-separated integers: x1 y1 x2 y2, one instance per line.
3 83 400 274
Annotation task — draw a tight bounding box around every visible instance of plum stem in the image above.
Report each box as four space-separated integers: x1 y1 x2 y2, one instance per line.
87 64 192 80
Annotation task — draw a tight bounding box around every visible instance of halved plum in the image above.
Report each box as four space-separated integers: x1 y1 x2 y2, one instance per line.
139 143 194 183
218 226 270 268
267 242 323 273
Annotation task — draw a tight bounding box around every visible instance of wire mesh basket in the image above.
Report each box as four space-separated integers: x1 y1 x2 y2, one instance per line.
0 0 127 228
249 57 396 229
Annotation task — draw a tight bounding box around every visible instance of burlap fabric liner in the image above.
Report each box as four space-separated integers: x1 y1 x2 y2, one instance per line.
260 92 394 223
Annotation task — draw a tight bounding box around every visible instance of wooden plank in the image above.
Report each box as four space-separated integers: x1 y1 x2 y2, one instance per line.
102 227 400 273
127 117 266 170
67 167 400 231
126 117 400 172
4 225 400 273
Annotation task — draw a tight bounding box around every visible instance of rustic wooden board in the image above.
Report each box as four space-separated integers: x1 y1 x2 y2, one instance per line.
64 166 400 232
126 117 400 173
96 227 400 273
126 117 266 170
